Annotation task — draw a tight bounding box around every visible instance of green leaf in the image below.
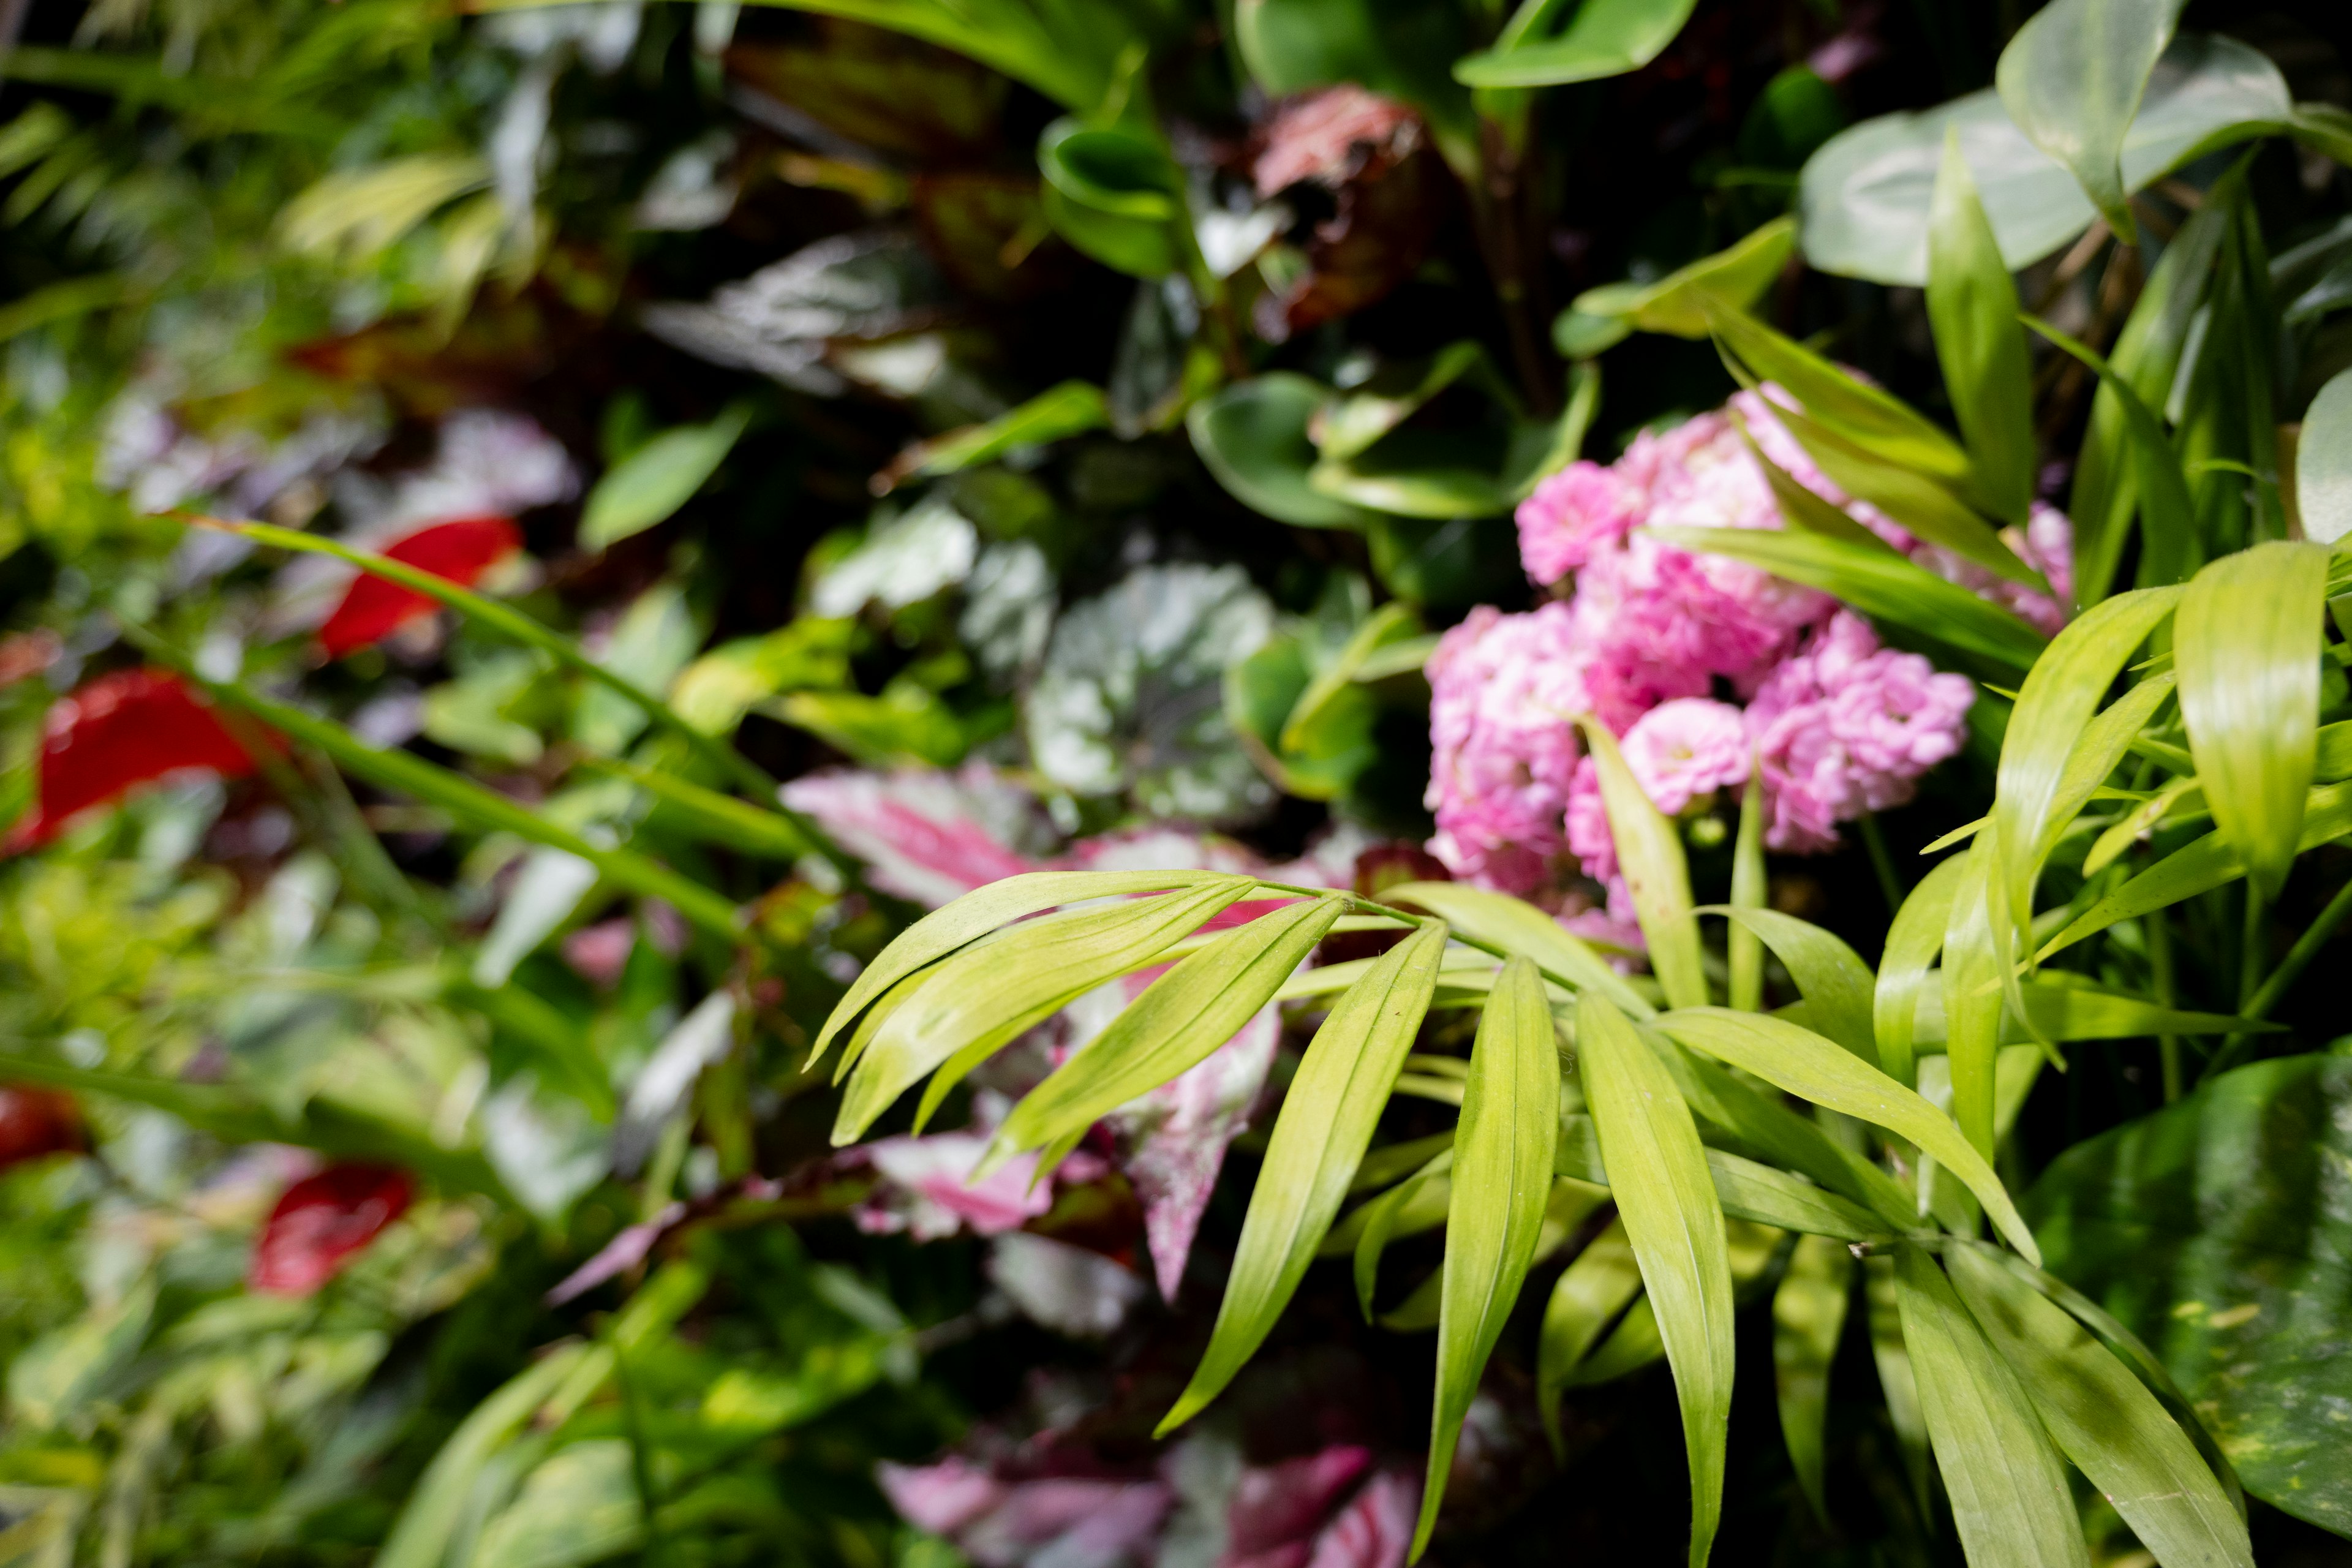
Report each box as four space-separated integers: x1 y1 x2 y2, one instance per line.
2299 368 2352 544
1701 907 1874 1062
1927 129 2037 526
1893 976 2273 1050
1655 1008 2041 1264
1578 720 1706 1009
1940 830 2011 1153
1891 1246 2090 1568
1312 342 1498 462
1737 417 1891 549
809 870 1226 1067
1162 922 1447 1432
1864 1254 1934 1514
579 755 812 861
1705 301 1973 484
1231 0 1472 148
1536 1218 1644 1453
1384 880 1653 1017
1994 0 2185 240
1562 217 1796 344
1727 775 1766 1014
1344 1147 1450 1292
1649 524 2048 671
1453 0 1696 88
1773 1233 1852 1526
579 405 752 551
1875 853 1969 1088
2173 541 2332 900
831 876 1256 1143
1770 401 2041 587
1576 995 1732 1568
1556 1112 1897 1242
2026 317 2203 587
2027 1054 2352 1534
988 894 1347 1159
1945 1244 2253 1568
1413 958 1559 1562
884 382 1109 488
1188 375 1382 529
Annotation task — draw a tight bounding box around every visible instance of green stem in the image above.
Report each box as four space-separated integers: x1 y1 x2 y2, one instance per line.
1857 813 1904 916
2144 906 2182 1103
2208 873 2352 1077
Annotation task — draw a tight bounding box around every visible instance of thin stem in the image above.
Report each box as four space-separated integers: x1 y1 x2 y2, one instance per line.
2208 873 2352 1077
2144 907 2182 1102
1857 814 1904 916
2237 883 2267 1012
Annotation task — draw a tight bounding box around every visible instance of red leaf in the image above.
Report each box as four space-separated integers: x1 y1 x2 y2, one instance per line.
6 669 274 852
249 1163 415 1296
317 515 522 658
0 1085 83 1171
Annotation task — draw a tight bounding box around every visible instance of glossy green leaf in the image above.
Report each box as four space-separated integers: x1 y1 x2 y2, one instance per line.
1413 959 1559 1562
1384 879 1652 1016
1536 1218 1644 1452
1773 1233 1853 1525
1453 0 1696 88
832 876 1255 1144
579 405 752 551
1578 720 1705 1009
1940 830 2010 1154
1158 920 1446 1430
1892 1246 2090 1568
1656 1008 2040 1264
1037 119 1182 278
1311 342 1495 462
1928 129 2036 526
1864 1254 1933 1513
1577 995 1731 1568
2173 541 2332 900
2028 1054 2352 1534
1706 302 1973 484
886 381 1109 486
1231 0 1472 147
1945 1243 2252 1568
2301 369 2352 544
1556 1112 1896 1242
1649 524 2048 670
1188 375 1382 530
1875 853 1969 1088
1702 906 1874 1063
1994 0 2185 239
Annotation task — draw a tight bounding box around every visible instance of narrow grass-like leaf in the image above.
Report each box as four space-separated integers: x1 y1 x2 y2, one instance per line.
1875 853 1968 1088
1945 1244 2252 1568
1160 921 1447 1432
1385 880 1652 1016
1940 830 2008 1155
2172 541 2332 900
1650 524 2047 669
1774 1234 1853 1525
2082 774 2201 877
1893 1246 2092 1568
1413 959 1559 1562
1577 995 1732 1568
1728 774 1766 1012
1736 417 1893 551
1928 128 2036 525
1896 975 2271 1047
379 1342 603 1568
1351 1131 1457 1196
1705 302 1973 484
1556 1113 1896 1241
1774 403 2041 589
1537 1219 1643 1453
578 754 812 861
1702 907 1873 1062
833 878 1254 1144
2026 317 2201 586
1578 721 1705 1009
1344 1152 1451 1296
990 895 1347 1162
810 870 1226 1066
1862 1255 1934 1513
1656 1008 2039 1264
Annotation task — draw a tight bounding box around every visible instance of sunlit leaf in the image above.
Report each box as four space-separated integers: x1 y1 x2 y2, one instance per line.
1727 775 1766 1013
579 405 752 551
1702 906 1873 1062
2300 368 2352 543
1578 720 1705 1009
1773 1233 1852 1525
1384 879 1652 1016
1453 0 1696 88
1875 853 1969 1089
1994 0 2185 239
1927 129 2036 526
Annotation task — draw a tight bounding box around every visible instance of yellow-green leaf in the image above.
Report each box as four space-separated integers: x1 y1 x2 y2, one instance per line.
1727 773 1766 1012
1773 1233 1853 1525
1702 907 1873 1062
1536 1219 1643 1453
1385 880 1652 1016
1577 722 1706 1009
1928 127 2037 526
1875 853 1969 1088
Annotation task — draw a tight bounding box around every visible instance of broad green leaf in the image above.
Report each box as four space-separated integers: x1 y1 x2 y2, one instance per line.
1163 919 1445 1429
1230 0 1472 151
1188 375 1381 529
1702 907 1873 1062
1991 588 2184 940
1655 1009 2040 1264
1928 129 2037 526
1414 959 1559 1562
1995 0 2185 239
2173 541 2331 899
1773 1233 1852 1525
579 405 752 551
2028 1053 2352 1534
1875 853 1969 1088
1453 0 1696 88
1038 119 1180 279
1536 1219 1643 1453
1384 880 1652 1016
1577 721 1705 1009
1577 996 1732 1568
884 381 1109 487
832 877 1256 1143
1556 1112 1896 1242
810 870 1224 1066
2025 316 2203 587
1798 34 2293 287
1893 1246 2090 1568
2301 368 2352 543
1727 775 1765 1013
1561 217 1796 347
379 1342 603 1568
1946 1244 2252 1568
990 895 1346 1161
1650 524 2047 670
1706 301 1973 484
1311 342 1496 462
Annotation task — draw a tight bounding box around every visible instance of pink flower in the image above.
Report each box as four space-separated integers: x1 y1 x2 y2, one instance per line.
1562 755 1615 887
1422 604 1590 892
1618 698 1750 816
1515 461 1640 584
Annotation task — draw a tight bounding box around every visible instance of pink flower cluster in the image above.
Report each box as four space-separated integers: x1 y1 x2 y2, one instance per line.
1431 390 2046 911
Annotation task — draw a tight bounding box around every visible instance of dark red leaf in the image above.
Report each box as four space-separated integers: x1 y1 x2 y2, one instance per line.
249 1163 415 1296
1247 88 1442 343
6 669 274 852
317 514 522 657
0 1085 83 1171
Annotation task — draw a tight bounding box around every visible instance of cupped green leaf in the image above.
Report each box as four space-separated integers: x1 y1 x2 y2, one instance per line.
1577 994 1732 1568
1875 853 1969 1088
1995 0 2185 240
1188 374 1383 529
1413 959 1559 1562
2173 541 2332 900
1453 0 1697 88
1384 879 1651 1016
1945 1243 2252 1568
2300 368 2352 543
1774 1233 1853 1525
1893 1246 2091 1568
832 876 1256 1144
1577 720 1705 1009
1161 919 1446 1430
579 405 752 551
884 382 1109 488
1701 906 1873 1062
1655 1008 2040 1264
1928 129 2036 525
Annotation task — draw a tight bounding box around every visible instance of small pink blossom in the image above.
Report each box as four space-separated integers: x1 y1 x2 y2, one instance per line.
1422 604 1590 891
1515 461 1641 584
1618 698 1751 816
